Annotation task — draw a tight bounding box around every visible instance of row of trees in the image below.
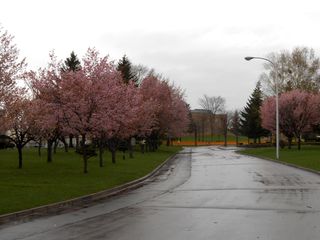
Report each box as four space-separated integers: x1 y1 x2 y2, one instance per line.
261 90 320 149
0 27 190 172
229 47 320 149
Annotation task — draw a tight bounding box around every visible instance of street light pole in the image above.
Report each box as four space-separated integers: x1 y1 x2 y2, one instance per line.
245 56 279 160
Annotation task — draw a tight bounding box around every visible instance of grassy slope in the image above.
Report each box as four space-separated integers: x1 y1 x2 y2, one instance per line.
0 146 181 215
239 146 320 171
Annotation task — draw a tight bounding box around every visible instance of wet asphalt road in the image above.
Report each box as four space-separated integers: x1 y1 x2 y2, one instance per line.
2 146 320 240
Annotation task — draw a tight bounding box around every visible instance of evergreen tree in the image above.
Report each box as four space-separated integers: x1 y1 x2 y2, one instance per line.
240 82 269 143
61 51 81 148
117 55 137 84
61 51 81 72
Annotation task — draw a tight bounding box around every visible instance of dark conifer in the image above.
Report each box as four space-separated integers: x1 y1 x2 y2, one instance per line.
117 55 138 84
61 51 81 72
240 82 269 143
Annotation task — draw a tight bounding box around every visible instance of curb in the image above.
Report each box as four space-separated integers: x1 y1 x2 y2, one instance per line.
0 152 179 225
237 151 320 176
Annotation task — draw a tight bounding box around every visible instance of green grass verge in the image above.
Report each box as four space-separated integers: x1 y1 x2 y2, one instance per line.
0 145 181 215
239 146 320 171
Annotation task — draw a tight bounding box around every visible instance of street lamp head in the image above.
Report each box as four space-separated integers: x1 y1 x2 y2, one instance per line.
244 56 254 61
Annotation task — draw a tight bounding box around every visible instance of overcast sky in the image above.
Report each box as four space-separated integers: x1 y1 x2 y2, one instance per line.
1 0 320 110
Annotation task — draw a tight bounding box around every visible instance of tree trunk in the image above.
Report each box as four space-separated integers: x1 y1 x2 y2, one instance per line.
62 137 68 152
194 126 198 146
152 139 156 151
154 138 158 151
82 134 88 173
201 120 205 142
140 142 145 154
108 139 117 164
166 137 170 146
224 132 227 147
210 115 214 142
75 136 79 149
236 134 239 146
128 144 133 158
288 137 292 149
111 150 116 164
64 142 68 153
47 139 53 163
53 140 58 154
147 140 150 152
69 134 74 148
38 139 42 157
99 141 104 167
298 137 301 150
81 134 86 145
17 145 23 169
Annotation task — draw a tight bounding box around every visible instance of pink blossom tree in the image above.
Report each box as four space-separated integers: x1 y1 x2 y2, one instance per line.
165 84 190 143
28 49 150 171
140 76 171 150
140 76 189 149
19 46 190 173
59 48 146 171
27 52 67 162
0 27 30 168
59 50 112 172
0 92 36 168
261 90 320 149
0 27 26 104
101 81 143 163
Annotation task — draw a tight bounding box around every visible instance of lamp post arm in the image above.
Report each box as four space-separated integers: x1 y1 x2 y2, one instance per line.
247 57 275 67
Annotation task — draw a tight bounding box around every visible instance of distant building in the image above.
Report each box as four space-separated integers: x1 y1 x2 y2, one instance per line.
191 109 227 141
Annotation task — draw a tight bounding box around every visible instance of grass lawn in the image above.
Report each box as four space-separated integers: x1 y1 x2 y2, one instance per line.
0 145 181 215
239 146 320 171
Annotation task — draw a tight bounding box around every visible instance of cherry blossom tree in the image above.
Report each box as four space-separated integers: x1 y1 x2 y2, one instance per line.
19 45 190 173
0 92 36 168
261 90 320 149
165 84 190 144
0 27 26 104
59 50 112 172
58 48 146 171
27 52 66 163
0 27 30 168
102 81 143 163
140 75 189 149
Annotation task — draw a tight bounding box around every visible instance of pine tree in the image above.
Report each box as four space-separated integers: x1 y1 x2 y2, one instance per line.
61 51 81 72
240 82 269 143
117 55 137 84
